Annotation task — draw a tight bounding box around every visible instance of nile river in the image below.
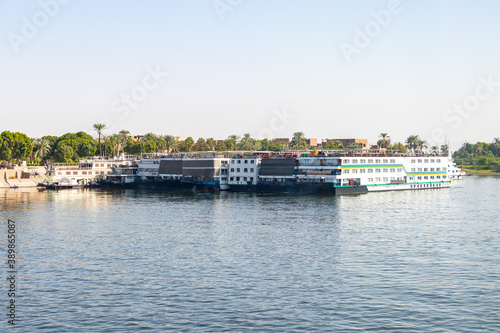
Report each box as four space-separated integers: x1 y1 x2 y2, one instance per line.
1 176 499 332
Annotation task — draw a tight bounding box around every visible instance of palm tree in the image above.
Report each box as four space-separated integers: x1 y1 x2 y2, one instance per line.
417 139 428 152
162 135 178 153
118 130 130 154
102 134 108 157
93 123 107 156
440 144 449 155
184 137 195 152
405 135 419 151
239 133 254 151
206 138 216 151
291 132 306 150
377 133 391 148
33 138 51 163
226 135 240 151
431 146 439 154
492 138 500 157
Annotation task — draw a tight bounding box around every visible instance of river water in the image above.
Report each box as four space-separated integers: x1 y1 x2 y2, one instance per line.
1 176 499 332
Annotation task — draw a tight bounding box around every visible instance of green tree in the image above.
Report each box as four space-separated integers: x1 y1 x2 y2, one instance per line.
206 138 216 151
0 131 32 164
290 132 306 150
54 145 74 163
33 138 52 162
215 140 227 151
183 137 195 152
93 123 107 156
226 135 240 150
162 135 178 153
239 133 255 151
118 130 130 153
377 133 391 148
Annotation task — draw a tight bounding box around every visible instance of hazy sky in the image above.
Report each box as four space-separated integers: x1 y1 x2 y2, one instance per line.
1 0 499 150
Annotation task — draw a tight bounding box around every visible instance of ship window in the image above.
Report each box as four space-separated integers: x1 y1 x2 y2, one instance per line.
251 160 255 164
344 169 350 174
375 159 381 163
436 176 441 179
360 159 366 163
417 176 422 180
231 168 234 172
418 168 422 172
424 159 429 163
430 159 435 163
375 169 381 173
245 160 248 164
430 176 435 179
250 168 254 172
409 177 414 180
244 168 248 172
352 169 358 173
424 176 429 180
390 159 395 163
375 177 381 182
82 171 87 175
437 159 441 163
390 168 395 172
398 168 403 172
424 168 428 171
230 177 234 181
368 178 373 182
383 169 388 173
236 177 240 181
66 172 71 175
352 159 358 164
430 168 435 171
101 171 105 175
360 169 366 173
73 172 77 175
383 177 389 182
411 159 416 163
418 160 422 163
231 160 235 164
344 159 350 164
250 177 254 181
368 169 374 173
436 168 440 171
383 159 388 163
243 177 247 181
238 160 241 164
237 168 240 172
368 159 373 163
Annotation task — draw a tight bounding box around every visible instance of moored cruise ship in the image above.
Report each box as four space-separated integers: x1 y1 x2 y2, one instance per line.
43 156 138 188
128 150 459 195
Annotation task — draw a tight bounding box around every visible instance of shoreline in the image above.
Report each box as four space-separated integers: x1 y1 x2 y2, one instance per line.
461 168 500 176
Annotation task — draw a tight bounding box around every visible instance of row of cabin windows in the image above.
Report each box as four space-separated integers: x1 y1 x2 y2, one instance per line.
347 159 396 164
409 176 445 180
230 168 255 173
231 160 255 164
411 168 441 172
229 176 254 182
411 183 445 188
411 159 441 163
346 159 442 164
60 171 109 175
344 168 403 174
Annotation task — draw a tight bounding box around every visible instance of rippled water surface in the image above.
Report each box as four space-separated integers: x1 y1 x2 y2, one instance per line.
1 176 499 332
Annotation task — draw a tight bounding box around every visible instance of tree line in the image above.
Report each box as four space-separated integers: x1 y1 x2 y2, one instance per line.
453 138 500 171
0 126 454 165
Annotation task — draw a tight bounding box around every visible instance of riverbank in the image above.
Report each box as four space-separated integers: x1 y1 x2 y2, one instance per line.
462 168 500 176
0 166 46 188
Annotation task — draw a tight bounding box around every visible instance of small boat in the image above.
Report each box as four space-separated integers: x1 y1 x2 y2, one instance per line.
10 185 18 189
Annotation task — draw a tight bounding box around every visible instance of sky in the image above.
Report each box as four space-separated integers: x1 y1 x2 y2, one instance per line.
1 0 500 150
